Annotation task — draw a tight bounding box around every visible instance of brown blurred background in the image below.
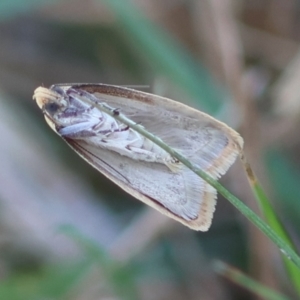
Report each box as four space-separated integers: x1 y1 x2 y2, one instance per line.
0 0 299 299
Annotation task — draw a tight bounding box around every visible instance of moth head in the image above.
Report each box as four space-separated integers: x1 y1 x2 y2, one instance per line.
33 86 69 114
33 86 72 132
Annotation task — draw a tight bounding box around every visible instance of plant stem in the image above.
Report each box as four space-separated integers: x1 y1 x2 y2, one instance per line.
84 96 300 270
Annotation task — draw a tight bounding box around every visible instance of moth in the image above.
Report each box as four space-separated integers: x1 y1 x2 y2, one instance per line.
33 84 243 231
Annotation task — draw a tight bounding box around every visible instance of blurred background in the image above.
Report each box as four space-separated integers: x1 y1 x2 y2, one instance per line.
0 0 300 299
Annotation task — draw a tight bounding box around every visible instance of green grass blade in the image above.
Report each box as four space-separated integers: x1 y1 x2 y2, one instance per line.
83 96 300 271
241 154 300 295
265 150 300 231
214 261 291 300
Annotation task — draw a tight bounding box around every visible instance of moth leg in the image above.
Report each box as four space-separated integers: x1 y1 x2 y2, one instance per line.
126 146 157 160
99 142 139 158
58 120 99 138
100 140 157 162
126 145 182 172
164 160 182 173
125 130 144 147
93 118 114 132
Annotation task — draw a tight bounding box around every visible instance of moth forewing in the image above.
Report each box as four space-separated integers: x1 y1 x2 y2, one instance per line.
65 139 217 231
33 84 243 231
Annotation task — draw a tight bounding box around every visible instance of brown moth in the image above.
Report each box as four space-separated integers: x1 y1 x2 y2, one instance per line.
33 84 243 231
